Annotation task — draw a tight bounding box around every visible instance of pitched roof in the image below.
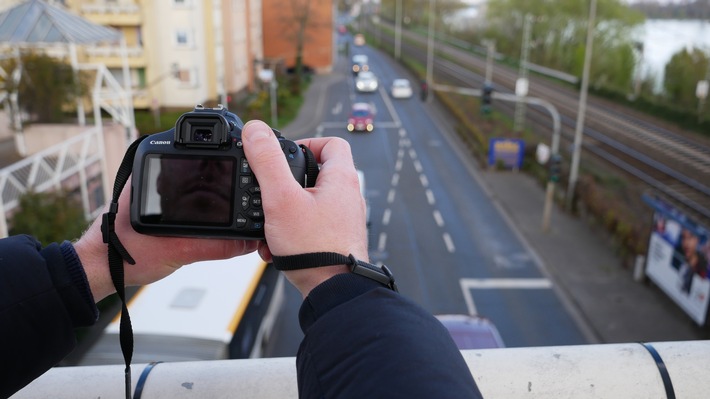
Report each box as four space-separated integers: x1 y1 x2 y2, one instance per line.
0 0 120 45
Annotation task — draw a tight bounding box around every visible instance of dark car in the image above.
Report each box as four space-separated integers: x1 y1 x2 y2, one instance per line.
351 54 369 75
347 102 375 133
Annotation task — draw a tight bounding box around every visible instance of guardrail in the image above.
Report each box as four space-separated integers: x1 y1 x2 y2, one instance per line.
11 341 710 398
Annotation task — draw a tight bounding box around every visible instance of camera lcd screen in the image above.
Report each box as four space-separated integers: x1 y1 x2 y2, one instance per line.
140 155 236 226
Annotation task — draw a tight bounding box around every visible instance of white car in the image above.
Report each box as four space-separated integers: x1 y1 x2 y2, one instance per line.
355 71 378 93
390 78 413 98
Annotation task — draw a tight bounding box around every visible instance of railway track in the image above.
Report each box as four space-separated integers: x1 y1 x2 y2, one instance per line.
366 21 710 228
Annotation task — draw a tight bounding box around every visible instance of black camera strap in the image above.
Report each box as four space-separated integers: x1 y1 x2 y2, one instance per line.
100 134 147 399
299 144 319 187
272 252 398 292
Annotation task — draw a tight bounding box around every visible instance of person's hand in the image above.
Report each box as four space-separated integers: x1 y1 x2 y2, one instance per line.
74 182 259 302
242 121 369 297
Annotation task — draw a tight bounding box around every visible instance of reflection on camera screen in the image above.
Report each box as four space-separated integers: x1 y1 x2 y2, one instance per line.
140 155 235 225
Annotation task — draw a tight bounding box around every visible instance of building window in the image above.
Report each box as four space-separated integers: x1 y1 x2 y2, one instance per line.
177 67 198 87
174 29 193 47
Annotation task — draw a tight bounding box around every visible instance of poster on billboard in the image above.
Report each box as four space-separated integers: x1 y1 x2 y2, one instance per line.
488 138 525 169
644 196 710 325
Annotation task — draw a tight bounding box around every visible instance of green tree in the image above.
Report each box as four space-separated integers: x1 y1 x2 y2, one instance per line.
10 190 88 244
0 50 85 123
484 0 645 92
663 47 709 110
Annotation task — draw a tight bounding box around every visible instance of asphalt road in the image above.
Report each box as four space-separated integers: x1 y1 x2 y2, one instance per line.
264 35 590 357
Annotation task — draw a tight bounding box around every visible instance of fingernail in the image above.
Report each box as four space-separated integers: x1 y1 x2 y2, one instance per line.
244 121 271 142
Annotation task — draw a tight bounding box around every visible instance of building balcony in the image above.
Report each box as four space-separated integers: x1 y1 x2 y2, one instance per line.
80 3 142 26
84 45 146 69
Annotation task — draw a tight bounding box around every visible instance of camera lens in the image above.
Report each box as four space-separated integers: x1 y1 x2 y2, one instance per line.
193 129 213 142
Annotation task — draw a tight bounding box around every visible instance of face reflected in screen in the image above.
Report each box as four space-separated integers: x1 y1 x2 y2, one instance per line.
141 155 234 225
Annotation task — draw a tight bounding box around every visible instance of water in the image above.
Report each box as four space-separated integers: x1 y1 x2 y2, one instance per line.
636 19 710 89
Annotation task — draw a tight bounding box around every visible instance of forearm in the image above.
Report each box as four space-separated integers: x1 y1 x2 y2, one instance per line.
0 235 98 398
295 273 482 398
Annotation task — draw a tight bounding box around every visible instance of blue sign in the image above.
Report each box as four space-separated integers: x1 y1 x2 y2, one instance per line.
488 138 525 169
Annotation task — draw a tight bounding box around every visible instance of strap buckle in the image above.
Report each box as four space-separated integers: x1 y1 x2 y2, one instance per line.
348 254 398 292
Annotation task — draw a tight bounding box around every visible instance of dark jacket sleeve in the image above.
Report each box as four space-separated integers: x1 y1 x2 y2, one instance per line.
296 273 482 399
0 235 98 398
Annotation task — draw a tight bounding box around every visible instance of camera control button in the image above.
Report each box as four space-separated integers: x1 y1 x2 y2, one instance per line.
240 158 251 174
248 186 261 194
289 145 298 154
251 195 262 208
241 194 250 210
250 221 264 230
236 214 248 228
248 210 264 220
239 175 252 187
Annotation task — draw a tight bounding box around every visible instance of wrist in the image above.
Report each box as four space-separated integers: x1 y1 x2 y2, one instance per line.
73 222 115 301
283 265 350 298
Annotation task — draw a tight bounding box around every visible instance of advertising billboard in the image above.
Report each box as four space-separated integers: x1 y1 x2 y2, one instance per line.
644 196 710 325
488 138 525 169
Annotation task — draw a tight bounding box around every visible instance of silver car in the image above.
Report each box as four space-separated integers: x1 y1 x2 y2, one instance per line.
355 71 378 93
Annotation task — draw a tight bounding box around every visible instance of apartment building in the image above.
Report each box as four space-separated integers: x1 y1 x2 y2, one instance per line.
261 0 333 74
58 0 263 110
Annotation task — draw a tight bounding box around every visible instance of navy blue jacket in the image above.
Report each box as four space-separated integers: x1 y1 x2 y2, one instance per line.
0 235 481 398
0 235 98 399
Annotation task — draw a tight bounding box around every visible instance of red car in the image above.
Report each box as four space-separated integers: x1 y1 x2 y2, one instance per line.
347 102 375 132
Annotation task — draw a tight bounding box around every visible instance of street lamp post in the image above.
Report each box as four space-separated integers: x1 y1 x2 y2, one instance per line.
394 0 402 60
514 13 533 133
483 39 496 85
425 0 435 101
567 0 597 210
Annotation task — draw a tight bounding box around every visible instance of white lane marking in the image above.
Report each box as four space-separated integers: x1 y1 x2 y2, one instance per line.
382 208 392 226
420 174 429 188
462 278 553 289
387 189 396 204
379 84 402 126
378 232 387 252
319 121 400 129
460 278 553 316
413 160 423 173
331 102 342 115
426 189 435 205
399 128 407 138
443 233 456 253
433 210 444 227
391 173 400 187
409 148 417 159
397 148 404 159
316 125 323 138
395 158 403 172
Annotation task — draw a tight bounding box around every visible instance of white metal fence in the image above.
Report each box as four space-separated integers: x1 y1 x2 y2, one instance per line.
0 127 107 238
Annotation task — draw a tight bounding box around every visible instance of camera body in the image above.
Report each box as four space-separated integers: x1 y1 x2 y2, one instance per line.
130 104 310 239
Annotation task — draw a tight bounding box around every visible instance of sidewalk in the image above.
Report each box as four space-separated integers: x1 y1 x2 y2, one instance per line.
287 71 708 345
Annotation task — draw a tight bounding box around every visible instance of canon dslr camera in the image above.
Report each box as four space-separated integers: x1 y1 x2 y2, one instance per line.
130 104 314 239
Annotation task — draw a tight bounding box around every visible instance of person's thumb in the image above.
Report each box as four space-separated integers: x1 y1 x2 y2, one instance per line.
242 120 300 201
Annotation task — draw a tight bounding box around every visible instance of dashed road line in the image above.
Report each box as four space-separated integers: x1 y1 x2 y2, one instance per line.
426 189 435 205
443 233 456 253
382 208 392 226
433 210 445 227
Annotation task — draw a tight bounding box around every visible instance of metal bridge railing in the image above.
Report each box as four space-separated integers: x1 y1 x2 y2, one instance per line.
0 127 107 238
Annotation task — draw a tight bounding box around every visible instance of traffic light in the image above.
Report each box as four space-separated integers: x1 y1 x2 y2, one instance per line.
549 154 562 183
481 83 493 114
420 81 429 102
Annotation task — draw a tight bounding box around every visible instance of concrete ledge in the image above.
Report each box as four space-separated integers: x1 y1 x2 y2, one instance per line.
12 341 710 398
